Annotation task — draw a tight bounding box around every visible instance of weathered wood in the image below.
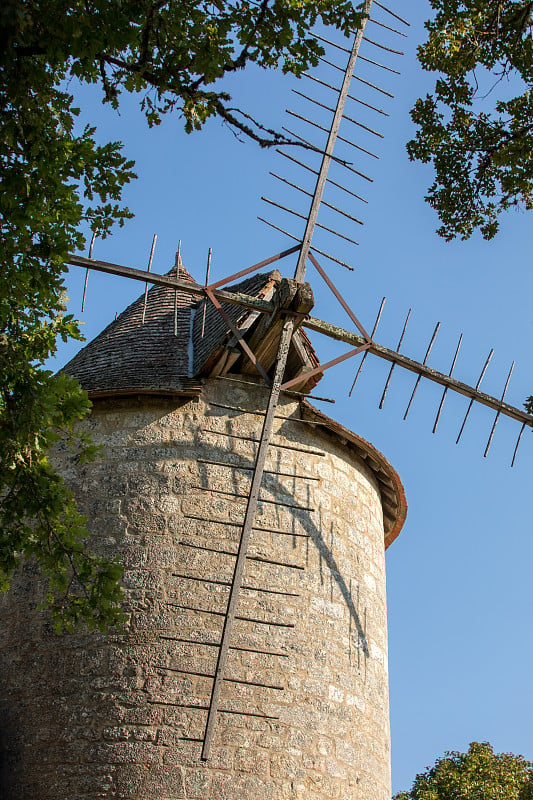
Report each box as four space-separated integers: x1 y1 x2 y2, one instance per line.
293 0 374 281
68 254 275 314
201 316 296 760
304 316 533 427
241 279 314 375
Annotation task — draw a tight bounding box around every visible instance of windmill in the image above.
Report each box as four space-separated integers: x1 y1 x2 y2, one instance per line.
2 2 531 799
64 0 533 764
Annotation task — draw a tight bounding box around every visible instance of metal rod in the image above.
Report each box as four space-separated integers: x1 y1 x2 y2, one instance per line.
201 313 301 760
374 1 410 26
81 230 97 312
176 239 181 277
320 56 394 98
160 635 288 658
142 234 157 324
379 308 411 408
196 457 320 480
358 53 402 73
484 361 514 457
362 36 404 55
192 484 315 511
261 197 361 245
293 2 374 281
511 422 527 467
309 253 371 338
403 322 441 420
174 240 181 336
200 427 326 456
282 126 375 181
292 88 385 136
169 602 295 627
270 171 313 198
208 245 300 290
276 148 319 176
456 349 494 443
286 109 380 158
257 217 356 270
349 297 386 395
432 333 463 434
302 71 390 115
201 247 212 338
314 34 401 73
368 16 408 37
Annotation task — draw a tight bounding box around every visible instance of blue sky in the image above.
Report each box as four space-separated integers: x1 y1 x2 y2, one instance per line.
55 1 533 793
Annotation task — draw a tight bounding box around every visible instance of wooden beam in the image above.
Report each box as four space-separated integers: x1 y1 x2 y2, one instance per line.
304 317 533 427
68 254 275 315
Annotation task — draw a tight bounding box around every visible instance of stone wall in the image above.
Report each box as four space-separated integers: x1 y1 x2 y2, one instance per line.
0 378 390 800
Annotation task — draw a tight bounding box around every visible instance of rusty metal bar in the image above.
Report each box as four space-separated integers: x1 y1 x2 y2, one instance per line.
257 217 356 270
456 349 494 443
160 635 288 658
142 234 157 324
197 457 320 480
192 484 315 511
432 333 463 434
484 362 514 457
81 231 97 312
199 428 326 457
271 171 313 198
511 422 527 467
349 297 386 396
403 322 441 420
286 109 380 158
158 666 284 690
282 126 375 181
379 308 411 408
261 197 361 245
294 2 374 281
281 343 371 391
207 245 300 290
302 71 390 115
309 253 372 338
368 16 408 36
276 148 319 176
292 89 385 137
201 247 212 338
373 2 410 26
169 602 296 628
362 35 404 55
320 56 394 97
314 34 400 73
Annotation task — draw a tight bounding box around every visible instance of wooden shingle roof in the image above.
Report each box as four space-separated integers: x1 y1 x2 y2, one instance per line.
62 262 317 396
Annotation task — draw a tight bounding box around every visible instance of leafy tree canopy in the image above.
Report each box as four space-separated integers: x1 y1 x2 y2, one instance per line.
0 0 365 630
409 0 533 241
394 741 533 800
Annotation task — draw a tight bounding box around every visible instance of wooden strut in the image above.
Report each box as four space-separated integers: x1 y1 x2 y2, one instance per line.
201 314 297 760
202 10 375 754
67 253 533 427
293 0 374 281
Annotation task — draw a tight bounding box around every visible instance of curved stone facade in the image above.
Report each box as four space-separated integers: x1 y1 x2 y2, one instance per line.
0 379 394 800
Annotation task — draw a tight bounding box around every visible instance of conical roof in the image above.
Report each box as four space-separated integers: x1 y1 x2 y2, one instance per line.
62 261 285 396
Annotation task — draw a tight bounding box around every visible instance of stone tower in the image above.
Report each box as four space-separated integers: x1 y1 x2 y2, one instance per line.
0 261 406 800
